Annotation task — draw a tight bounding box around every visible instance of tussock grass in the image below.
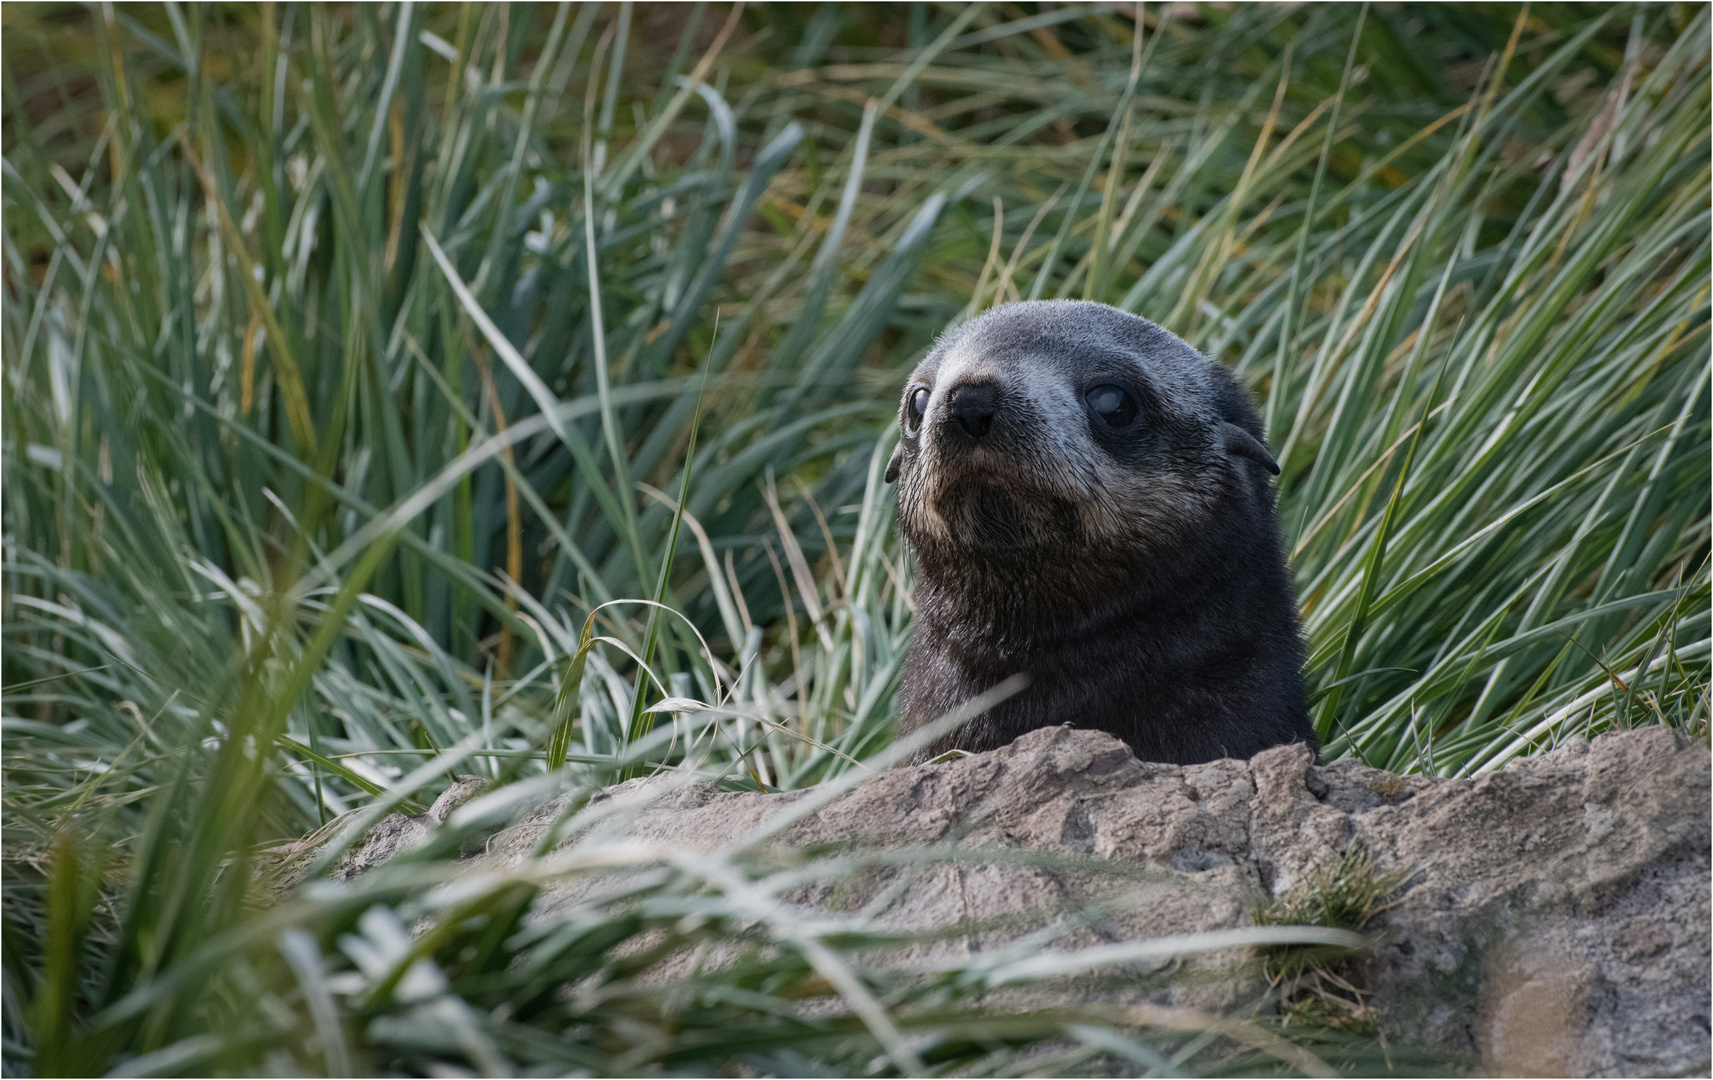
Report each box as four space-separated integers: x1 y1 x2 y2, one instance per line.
4 4 1707 1075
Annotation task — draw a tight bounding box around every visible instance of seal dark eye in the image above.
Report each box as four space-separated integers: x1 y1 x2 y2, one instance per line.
1086 384 1138 428
905 386 930 435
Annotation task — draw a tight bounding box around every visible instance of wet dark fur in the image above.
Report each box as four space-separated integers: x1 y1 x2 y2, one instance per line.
888 301 1314 766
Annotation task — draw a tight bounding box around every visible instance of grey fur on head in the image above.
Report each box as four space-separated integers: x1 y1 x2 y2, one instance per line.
886 299 1315 766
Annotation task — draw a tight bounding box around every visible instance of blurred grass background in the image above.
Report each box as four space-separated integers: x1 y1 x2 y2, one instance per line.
2 2 1708 1075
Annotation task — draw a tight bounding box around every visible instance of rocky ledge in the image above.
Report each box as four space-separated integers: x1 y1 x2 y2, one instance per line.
337 724 1711 1076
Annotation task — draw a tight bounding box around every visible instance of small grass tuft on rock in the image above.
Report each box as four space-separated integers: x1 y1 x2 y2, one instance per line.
1255 843 1412 1035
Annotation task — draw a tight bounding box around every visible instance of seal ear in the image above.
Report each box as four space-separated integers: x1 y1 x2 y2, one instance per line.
885 443 903 484
1222 422 1280 475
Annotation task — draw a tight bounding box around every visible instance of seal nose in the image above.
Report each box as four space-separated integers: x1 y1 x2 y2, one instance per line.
947 383 997 440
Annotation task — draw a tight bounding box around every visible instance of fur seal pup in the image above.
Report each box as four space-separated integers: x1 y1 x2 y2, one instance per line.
885 299 1314 766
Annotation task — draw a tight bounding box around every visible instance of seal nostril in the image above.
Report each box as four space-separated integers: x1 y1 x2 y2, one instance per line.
948 383 997 439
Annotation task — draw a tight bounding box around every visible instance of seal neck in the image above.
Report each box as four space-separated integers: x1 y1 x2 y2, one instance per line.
911 541 1170 635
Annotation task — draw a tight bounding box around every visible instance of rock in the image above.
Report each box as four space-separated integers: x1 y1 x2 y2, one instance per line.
331 774 491 878
1347 727 1712 1076
332 726 1711 1076
261 775 492 894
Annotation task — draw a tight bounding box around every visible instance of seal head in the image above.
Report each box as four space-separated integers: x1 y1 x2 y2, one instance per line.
887 299 1313 765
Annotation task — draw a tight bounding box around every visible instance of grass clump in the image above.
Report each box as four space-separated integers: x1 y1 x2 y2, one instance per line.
1255 845 1412 1037
3 3 1708 1075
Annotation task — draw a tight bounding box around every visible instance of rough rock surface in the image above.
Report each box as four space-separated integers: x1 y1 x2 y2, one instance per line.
336 725 1711 1077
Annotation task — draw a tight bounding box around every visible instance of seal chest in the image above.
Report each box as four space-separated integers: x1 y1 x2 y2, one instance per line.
886 299 1315 766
